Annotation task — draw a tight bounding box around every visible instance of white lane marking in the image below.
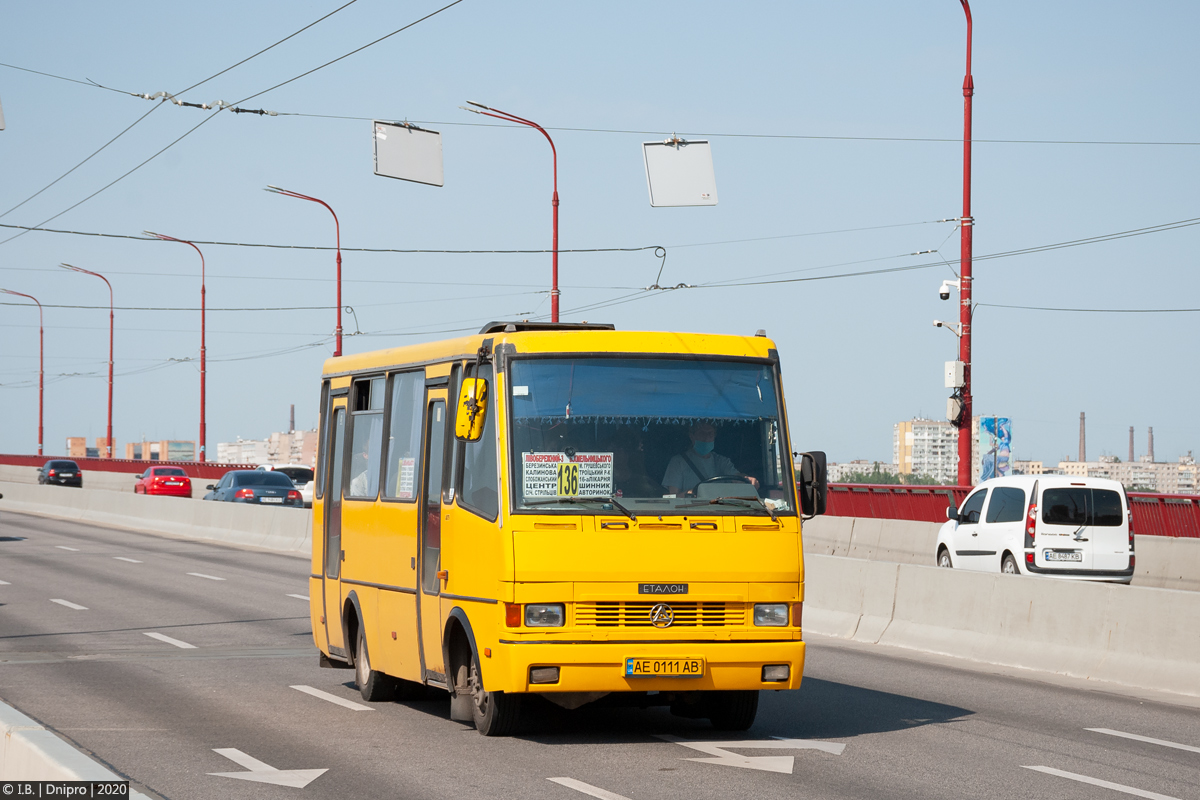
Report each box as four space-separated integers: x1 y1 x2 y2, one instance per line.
547 777 632 800
113 557 143 563
286 594 309 601
1022 766 1182 800
0 579 10 585
186 572 225 581
55 546 80 551
290 685 374 711
208 748 327 788
656 735 845 773
143 632 197 649
50 599 88 610
1087 728 1200 755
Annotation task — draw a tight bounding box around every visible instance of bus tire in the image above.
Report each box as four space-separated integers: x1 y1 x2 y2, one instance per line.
469 655 520 736
708 690 758 731
355 627 397 702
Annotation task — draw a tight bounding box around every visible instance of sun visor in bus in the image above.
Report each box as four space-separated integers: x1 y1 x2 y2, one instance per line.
508 360 777 421
456 377 489 441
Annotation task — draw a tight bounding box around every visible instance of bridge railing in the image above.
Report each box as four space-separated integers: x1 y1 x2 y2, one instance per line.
824 482 1200 538
0 453 250 480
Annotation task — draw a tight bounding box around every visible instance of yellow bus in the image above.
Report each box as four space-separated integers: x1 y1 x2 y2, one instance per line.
309 322 827 735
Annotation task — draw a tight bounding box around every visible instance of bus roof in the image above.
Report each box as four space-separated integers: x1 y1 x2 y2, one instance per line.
322 324 779 378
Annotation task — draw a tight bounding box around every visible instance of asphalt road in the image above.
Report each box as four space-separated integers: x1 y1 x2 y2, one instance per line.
1 509 1198 800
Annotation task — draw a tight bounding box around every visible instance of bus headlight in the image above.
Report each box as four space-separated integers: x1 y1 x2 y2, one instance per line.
525 604 565 627
753 603 789 627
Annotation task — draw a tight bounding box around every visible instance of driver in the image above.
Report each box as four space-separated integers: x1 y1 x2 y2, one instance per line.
662 422 759 496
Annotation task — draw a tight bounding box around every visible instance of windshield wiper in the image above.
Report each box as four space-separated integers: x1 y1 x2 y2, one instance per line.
522 495 637 520
687 495 777 522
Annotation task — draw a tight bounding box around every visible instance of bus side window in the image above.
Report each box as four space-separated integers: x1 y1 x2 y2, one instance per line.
458 363 498 520
315 380 330 500
383 372 424 501
347 377 384 499
443 364 461 505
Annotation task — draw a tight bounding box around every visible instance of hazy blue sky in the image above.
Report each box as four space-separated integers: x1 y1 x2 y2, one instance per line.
1 1 1197 466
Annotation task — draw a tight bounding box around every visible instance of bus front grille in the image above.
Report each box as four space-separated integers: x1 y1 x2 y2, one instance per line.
575 602 746 627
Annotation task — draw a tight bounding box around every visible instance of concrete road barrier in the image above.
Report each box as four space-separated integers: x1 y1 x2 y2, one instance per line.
0 699 148 794
0 464 152 493
0 480 310 555
803 553 1200 699
802 514 1200 592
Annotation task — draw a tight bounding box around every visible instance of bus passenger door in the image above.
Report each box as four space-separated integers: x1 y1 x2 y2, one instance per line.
323 404 349 658
418 393 448 683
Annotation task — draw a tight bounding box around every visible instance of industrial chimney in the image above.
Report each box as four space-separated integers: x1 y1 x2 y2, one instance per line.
290 404 295 434
1079 412 1086 462
1129 426 1134 462
1148 427 1155 463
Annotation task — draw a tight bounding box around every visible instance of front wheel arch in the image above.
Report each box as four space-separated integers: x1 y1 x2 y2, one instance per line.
443 607 479 693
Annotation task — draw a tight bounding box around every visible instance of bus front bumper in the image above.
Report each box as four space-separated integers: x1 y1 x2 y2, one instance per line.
488 638 805 694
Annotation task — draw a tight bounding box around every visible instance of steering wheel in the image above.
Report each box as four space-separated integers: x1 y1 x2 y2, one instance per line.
693 475 755 499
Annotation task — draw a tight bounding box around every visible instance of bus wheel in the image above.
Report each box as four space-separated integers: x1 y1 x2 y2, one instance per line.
355 627 397 702
469 655 520 736
708 690 758 731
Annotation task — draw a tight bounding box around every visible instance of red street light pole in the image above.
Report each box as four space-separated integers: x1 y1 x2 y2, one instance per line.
462 101 561 322
146 231 207 462
60 263 114 459
956 0 975 487
1 288 44 455
265 186 344 356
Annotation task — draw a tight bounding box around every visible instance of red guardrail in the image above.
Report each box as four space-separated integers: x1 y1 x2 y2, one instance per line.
0 453 250 480
826 484 972 523
826 482 1200 538
1127 493 1200 539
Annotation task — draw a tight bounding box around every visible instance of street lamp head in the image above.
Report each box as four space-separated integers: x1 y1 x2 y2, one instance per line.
465 100 491 111
59 262 85 273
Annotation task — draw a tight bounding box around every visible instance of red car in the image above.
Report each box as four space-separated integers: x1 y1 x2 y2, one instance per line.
134 466 192 497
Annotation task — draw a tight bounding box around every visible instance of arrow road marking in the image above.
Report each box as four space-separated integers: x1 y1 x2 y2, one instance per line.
187 572 225 581
50 598 88 610
144 632 196 649
547 777 632 800
656 735 845 774
208 748 327 788
1023 766 1181 800
291 685 374 711
1087 728 1200 755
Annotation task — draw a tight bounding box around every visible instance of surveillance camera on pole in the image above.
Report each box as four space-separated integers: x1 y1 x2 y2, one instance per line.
939 279 960 301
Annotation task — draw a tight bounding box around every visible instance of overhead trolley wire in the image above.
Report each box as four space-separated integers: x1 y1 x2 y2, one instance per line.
229 0 465 106
0 0 417 247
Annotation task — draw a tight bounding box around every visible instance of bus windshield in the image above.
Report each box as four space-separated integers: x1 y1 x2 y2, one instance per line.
509 357 794 515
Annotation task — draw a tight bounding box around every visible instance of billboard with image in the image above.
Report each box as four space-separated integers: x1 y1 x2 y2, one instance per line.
978 417 1012 481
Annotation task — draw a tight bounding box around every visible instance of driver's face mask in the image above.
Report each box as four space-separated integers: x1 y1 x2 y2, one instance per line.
693 440 715 456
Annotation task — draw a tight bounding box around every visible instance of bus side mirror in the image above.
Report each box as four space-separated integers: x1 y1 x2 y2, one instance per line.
798 451 827 518
455 377 489 441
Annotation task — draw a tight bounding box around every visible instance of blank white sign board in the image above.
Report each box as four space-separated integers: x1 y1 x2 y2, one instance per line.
373 121 444 187
643 140 717 207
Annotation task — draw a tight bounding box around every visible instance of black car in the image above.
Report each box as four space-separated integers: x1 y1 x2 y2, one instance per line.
38 459 83 487
202 470 302 507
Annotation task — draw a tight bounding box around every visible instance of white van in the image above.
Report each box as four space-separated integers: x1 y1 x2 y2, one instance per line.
935 475 1133 583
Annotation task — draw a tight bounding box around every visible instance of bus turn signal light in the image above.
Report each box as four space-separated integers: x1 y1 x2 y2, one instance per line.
505 603 522 627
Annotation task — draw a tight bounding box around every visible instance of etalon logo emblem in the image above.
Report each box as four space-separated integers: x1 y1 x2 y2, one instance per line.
650 603 674 628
